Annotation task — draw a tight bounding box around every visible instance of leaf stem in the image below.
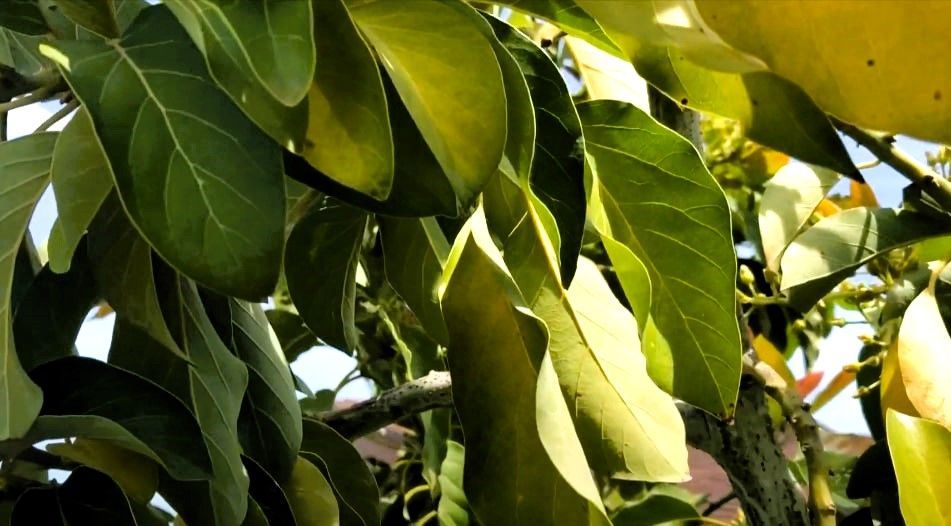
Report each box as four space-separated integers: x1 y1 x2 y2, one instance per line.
33 99 78 133
832 117 951 211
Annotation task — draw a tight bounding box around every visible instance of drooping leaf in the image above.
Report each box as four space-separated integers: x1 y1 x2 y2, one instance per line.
28 356 212 480
47 108 112 273
285 197 368 353
305 0 392 200
0 1 48 35
244 456 297 526
437 440 472 526
348 0 506 208
11 467 135 525
886 410 951 525
488 16 586 284
203 294 302 482
380 216 449 344
780 209 951 310
581 100 741 416
282 456 340 526
0 132 57 439
301 419 380 526
440 208 608 525
13 244 97 371
53 0 119 37
759 163 840 273
696 1 951 144
48 438 159 502
44 6 286 300
265 309 318 363
897 265 951 428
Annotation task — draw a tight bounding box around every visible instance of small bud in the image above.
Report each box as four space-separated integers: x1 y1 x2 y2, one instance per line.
739 265 757 288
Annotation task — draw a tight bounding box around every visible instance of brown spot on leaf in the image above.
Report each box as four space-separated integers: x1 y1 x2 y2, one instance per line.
866 59 875 67
935 90 943 101
680 98 689 105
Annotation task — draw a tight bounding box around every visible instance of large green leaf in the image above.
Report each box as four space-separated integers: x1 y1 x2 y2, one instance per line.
203 295 302 483
631 46 859 179
285 198 368 352
780 208 951 310
440 209 608 525
282 456 340 526
47 438 159 503
28 356 212 481
886 410 951 525
0 28 47 77
301 419 380 526
348 0 506 208
164 0 310 148
437 440 472 526
48 108 112 273
580 100 741 416
53 0 119 37
488 16 587 284
380 216 449 345
11 467 135 525
305 0 392 200
0 132 57 439
243 456 297 526
611 493 700 525
0 1 47 35
13 245 97 371
44 6 286 300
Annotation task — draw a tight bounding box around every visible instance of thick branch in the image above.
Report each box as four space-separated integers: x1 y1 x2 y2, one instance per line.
832 116 951 210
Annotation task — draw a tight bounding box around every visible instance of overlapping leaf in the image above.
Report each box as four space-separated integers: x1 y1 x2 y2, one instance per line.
581 100 741 416
886 410 951 525
0 132 57 439
48 438 159 502
282 456 340 526
437 440 472 526
11 467 136 525
54 0 119 37
500 0 620 54
44 6 286 300
0 1 47 35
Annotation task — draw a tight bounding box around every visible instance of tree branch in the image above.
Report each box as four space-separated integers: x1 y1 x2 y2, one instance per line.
832 116 951 210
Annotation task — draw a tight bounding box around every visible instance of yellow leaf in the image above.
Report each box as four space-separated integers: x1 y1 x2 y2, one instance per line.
696 1 951 144
752 335 795 387
881 341 919 420
897 265 951 428
886 410 951 525
849 181 879 209
814 199 842 218
810 369 856 412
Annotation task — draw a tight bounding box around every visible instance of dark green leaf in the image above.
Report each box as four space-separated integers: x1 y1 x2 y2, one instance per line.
437 440 472 526
53 0 119 37
611 493 699 525
301 390 335 417
499 0 621 55
0 132 57 439
11 467 135 525
0 1 48 35
244 456 297 526
285 198 368 352
580 99 742 416
242 499 270 526
301 419 381 526
265 309 318 363
47 438 159 503
0 29 47 77
780 208 951 310
45 6 286 300
48 108 112 273
380 217 449 344
14 242 97 371
28 356 212 480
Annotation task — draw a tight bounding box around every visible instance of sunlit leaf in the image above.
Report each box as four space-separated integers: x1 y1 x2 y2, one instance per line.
696 1 951 144
282 456 340 526
45 6 286 300
759 163 839 273
11 467 135 525
48 439 159 502
581 100 741 416
437 440 472 526
0 133 57 439
611 493 700 526
566 35 649 110
811 369 856 413
886 410 951 525
751 335 795 387
850 181 879 209
500 0 621 55
881 341 918 420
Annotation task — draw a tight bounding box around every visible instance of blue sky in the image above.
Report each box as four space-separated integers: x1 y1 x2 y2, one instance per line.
12 98 940 437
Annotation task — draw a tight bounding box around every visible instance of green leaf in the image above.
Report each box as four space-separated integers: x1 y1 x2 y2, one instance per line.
242 499 270 526
759 163 839 272
243 456 297 526
265 309 318 363
48 108 112 273
440 208 608 525
47 438 159 502
488 16 587 284
11 467 136 525
53 0 119 37
305 0 392 200
44 6 286 300
301 419 380 526
348 0 506 207
780 209 951 310
0 132 57 439
631 46 859 179
163 0 310 149
28 356 212 480
580 100 741 416
0 28 48 77
886 410 951 525
285 198 368 352
13 244 97 371
0 1 48 35
282 456 340 526
205 295 303 482
611 493 700 526
380 217 449 345
500 0 621 55
437 440 472 526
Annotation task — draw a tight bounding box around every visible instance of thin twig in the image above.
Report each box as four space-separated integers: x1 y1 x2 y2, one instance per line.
855 159 881 170
703 492 737 516
0 84 59 113
832 116 951 211
33 99 78 133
